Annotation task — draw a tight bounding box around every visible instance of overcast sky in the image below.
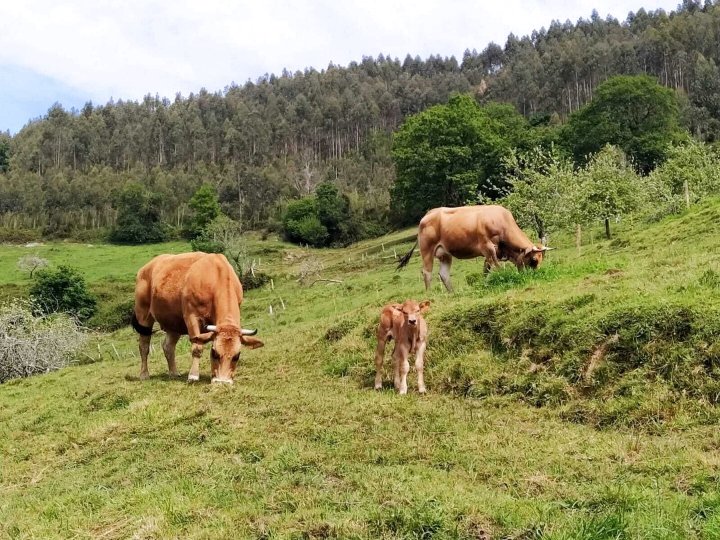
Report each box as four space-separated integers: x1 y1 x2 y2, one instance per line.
0 0 680 133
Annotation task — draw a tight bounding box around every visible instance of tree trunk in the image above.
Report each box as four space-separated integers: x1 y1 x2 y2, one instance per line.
576 224 582 252
684 179 690 209
604 218 611 239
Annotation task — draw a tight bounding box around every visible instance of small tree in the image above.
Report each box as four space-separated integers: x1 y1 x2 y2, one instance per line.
110 183 167 244
17 255 49 278
649 140 720 213
575 145 643 239
187 184 221 239
501 146 576 243
30 265 97 321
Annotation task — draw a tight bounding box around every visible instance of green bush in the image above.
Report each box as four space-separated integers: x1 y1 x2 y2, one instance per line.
283 197 329 247
186 184 221 239
87 297 134 331
30 266 97 321
190 234 225 253
110 183 167 244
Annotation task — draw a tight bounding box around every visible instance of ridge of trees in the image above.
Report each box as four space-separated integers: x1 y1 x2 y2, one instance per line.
2 0 720 239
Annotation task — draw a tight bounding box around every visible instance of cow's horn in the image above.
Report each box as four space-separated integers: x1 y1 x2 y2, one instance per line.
542 247 555 252
206 325 217 332
241 328 257 336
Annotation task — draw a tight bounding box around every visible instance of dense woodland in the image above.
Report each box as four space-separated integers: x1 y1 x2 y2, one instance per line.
2 0 720 239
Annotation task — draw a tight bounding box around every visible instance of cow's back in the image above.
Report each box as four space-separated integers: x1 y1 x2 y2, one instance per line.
137 252 206 334
182 254 243 327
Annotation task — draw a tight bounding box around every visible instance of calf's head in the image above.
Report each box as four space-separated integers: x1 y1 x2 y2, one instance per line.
521 245 553 270
204 325 264 384
393 299 431 327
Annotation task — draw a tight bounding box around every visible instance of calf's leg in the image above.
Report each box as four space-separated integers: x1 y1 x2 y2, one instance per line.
374 335 387 390
415 341 427 394
393 346 410 394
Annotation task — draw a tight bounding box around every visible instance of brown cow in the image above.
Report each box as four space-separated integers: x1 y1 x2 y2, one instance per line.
374 299 430 394
132 252 263 384
397 205 552 291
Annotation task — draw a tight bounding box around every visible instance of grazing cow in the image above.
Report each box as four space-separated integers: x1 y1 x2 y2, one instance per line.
132 252 263 384
397 205 553 291
374 299 430 394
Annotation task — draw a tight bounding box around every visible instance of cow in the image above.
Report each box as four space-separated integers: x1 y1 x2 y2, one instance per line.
132 252 263 384
397 205 553 292
374 299 430 394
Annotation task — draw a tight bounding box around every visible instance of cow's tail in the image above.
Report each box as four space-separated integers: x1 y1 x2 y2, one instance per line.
396 241 418 270
131 311 153 336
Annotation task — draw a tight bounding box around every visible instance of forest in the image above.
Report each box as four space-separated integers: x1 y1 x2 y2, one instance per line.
2 0 720 241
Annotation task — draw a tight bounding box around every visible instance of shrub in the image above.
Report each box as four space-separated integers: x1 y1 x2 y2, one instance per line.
30 266 97 321
0 300 87 383
110 183 167 244
87 297 135 331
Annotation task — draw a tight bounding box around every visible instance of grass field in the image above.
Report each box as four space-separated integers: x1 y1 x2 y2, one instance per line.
2 203 720 539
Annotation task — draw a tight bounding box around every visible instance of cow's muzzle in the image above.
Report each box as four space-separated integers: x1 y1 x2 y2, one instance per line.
408 319 417 326
211 377 234 385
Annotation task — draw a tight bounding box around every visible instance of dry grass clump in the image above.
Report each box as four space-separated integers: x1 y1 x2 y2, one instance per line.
0 300 87 383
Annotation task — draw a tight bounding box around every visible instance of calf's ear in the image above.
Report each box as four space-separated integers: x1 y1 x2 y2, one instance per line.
241 336 264 349
419 300 431 313
391 303 403 311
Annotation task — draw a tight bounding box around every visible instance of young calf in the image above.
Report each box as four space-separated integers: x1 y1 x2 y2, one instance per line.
374 299 430 394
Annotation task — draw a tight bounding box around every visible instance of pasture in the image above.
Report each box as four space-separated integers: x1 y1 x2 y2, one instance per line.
2 201 720 539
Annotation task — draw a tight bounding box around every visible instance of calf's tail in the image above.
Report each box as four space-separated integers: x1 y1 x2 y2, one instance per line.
131 311 153 336
396 241 418 270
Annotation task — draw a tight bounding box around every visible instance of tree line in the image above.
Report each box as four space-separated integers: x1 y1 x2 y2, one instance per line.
1 0 720 241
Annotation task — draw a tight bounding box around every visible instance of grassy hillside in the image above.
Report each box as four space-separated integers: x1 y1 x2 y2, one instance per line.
2 202 720 539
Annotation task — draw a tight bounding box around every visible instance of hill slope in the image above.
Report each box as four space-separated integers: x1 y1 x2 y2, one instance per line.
2 202 720 539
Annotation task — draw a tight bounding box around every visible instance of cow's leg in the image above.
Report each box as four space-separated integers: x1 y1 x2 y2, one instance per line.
421 248 434 290
481 243 501 272
438 254 453 292
415 341 427 394
188 342 203 382
139 334 151 380
162 332 181 377
483 258 492 274
374 334 388 390
185 314 204 382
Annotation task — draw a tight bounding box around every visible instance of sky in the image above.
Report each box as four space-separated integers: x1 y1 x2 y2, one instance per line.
0 0 681 134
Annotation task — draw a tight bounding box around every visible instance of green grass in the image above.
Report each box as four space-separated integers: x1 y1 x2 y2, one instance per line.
2 202 720 538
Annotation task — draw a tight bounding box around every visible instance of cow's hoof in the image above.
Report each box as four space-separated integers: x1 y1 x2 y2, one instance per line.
139 372 150 381
418 388 427 395
374 383 382 390
187 374 200 382
169 371 180 378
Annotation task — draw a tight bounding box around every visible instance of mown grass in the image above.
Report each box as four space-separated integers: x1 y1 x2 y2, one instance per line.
2 201 720 538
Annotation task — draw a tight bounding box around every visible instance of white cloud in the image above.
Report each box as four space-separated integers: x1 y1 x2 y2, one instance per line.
0 0 680 104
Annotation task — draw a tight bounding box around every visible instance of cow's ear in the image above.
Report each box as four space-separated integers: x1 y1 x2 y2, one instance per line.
241 336 264 349
419 300 431 313
391 303 403 311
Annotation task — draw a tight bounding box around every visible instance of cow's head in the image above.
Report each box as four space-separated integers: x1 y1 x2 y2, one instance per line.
392 299 431 327
521 245 553 270
204 325 264 384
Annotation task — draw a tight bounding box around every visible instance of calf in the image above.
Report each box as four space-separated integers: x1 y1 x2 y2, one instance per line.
374 299 430 394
